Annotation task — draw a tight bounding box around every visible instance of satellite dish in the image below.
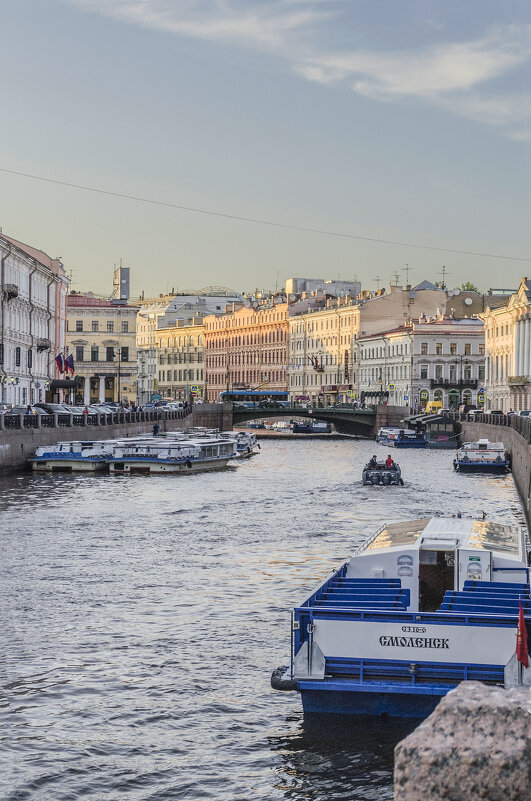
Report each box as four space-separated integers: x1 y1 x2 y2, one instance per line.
289 294 297 301
464 297 473 305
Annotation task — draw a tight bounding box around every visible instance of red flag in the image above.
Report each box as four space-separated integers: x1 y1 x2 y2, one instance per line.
516 598 529 669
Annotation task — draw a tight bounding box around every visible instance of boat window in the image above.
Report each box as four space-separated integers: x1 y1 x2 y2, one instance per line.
365 518 430 551
468 521 520 555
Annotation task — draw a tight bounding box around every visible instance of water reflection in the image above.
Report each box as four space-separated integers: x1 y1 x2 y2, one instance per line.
0 441 525 800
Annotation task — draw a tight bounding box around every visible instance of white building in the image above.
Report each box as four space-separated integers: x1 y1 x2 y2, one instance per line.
481 277 531 411
136 290 245 403
286 277 361 298
288 282 446 404
0 234 69 406
358 316 485 410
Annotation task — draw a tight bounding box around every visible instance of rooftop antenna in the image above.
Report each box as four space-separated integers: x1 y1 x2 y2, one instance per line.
404 264 412 284
392 270 400 285
439 265 450 289
275 271 280 293
374 275 381 290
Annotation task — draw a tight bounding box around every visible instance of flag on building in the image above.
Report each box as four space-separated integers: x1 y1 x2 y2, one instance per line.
516 598 529 669
65 354 75 375
55 353 65 373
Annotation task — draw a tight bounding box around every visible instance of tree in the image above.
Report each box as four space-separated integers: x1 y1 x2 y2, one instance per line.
460 281 479 292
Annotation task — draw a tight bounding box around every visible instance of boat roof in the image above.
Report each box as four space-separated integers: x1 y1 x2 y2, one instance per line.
356 517 525 559
461 440 504 449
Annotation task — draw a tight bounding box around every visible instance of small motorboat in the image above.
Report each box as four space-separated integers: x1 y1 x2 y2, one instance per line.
362 461 403 486
220 431 260 458
454 440 510 473
392 429 427 448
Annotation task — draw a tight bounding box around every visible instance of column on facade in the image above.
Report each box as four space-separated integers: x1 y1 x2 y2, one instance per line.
513 322 518 377
518 319 525 377
524 317 531 378
84 377 91 405
99 376 105 402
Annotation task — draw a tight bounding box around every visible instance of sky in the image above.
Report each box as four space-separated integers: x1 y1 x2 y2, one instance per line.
0 0 530 298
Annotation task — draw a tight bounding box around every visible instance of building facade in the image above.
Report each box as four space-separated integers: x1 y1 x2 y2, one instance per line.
0 234 69 406
155 320 205 400
136 291 244 404
204 302 289 402
358 316 485 410
481 278 531 411
67 294 138 405
288 282 446 404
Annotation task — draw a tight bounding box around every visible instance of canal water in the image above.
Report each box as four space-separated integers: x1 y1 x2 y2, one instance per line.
0 440 525 800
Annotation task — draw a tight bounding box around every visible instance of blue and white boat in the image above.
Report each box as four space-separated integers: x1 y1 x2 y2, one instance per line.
108 436 237 474
453 440 510 473
31 440 115 472
391 429 427 448
376 427 400 444
272 516 531 718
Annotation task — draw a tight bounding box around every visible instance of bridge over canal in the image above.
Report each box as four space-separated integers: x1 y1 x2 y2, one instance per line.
231 403 404 436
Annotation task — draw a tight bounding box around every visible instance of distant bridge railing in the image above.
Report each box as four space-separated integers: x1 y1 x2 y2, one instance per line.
0 407 192 432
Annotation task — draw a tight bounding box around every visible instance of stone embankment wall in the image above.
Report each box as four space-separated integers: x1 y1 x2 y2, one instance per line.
0 403 232 472
394 681 531 801
459 420 531 527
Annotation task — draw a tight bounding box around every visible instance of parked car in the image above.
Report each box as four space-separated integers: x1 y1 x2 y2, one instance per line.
247 420 265 429
458 404 477 414
5 406 51 415
437 408 451 416
485 410 504 415
518 410 531 417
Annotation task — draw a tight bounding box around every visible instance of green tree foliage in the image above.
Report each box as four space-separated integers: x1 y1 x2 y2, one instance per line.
460 281 479 292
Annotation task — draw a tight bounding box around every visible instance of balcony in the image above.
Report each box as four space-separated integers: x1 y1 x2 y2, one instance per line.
507 376 528 386
36 338 51 352
429 378 478 389
4 283 18 301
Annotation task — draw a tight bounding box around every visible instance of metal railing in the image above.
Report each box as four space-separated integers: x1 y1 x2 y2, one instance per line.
0 407 193 432
449 410 531 445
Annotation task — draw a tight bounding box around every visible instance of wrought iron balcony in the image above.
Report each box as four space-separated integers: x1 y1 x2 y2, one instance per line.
507 375 529 386
36 338 51 352
4 283 18 301
429 378 478 389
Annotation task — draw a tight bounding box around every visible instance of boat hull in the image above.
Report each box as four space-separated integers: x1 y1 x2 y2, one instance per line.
454 461 508 473
31 458 108 472
392 441 427 448
300 686 442 718
109 457 230 474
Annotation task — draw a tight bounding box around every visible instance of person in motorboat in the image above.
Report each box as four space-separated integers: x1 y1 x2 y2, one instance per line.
368 455 378 468
385 455 394 469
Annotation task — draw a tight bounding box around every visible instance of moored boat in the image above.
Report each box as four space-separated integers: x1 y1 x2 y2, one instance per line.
376 427 400 444
108 436 237 474
392 429 427 448
220 431 259 457
454 439 510 473
30 441 114 472
272 516 531 718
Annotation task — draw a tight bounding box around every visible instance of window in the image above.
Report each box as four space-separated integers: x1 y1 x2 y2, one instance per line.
420 364 428 379
76 320 83 332
435 343 442 355
15 347 20 367
478 364 485 380
0 344 3 364
106 346 115 362
450 343 457 355
91 346 99 362
479 344 485 355
107 321 114 333
121 321 128 333
27 349 32 369
435 364 443 380
75 346 84 362
449 364 456 382
92 321 99 332
160 354 165 365
421 343 428 355
121 347 129 362
464 343 471 355
464 365 472 380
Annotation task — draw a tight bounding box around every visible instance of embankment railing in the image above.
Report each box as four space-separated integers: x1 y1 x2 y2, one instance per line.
0 406 193 432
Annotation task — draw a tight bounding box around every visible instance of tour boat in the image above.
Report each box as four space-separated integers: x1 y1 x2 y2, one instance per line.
376 427 400 444
220 431 259 458
391 430 427 448
362 461 403 486
454 440 510 473
271 516 531 718
31 441 115 472
108 436 237 474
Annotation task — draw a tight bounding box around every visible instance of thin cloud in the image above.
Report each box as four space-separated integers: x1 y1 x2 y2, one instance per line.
67 1 531 139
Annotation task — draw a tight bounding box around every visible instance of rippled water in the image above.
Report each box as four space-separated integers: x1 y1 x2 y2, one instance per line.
0 440 525 800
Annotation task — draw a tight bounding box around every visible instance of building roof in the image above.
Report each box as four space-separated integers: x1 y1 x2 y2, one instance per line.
67 293 135 309
1 234 65 274
412 280 439 291
357 316 484 341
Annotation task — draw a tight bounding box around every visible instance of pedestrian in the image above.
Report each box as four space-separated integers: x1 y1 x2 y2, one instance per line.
153 422 159 436
457 511 462 518
25 404 32 415
83 406 89 415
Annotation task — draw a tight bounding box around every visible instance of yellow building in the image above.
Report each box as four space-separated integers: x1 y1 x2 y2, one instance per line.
155 319 205 400
67 293 138 405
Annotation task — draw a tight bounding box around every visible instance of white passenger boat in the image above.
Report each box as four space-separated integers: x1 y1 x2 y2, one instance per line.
454 439 510 473
272 516 531 718
220 431 259 458
108 436 237 474
30 441 115 472
376 427 400 444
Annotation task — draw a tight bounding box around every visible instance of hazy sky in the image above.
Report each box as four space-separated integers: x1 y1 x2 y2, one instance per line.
1 0 530 297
